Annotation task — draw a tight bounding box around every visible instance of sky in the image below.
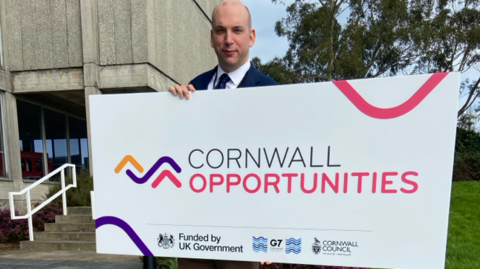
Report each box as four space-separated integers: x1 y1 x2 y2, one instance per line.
242 0 294 63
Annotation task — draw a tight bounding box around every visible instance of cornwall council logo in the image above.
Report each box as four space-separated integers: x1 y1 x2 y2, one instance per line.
312 238 321 254
158 233 175 249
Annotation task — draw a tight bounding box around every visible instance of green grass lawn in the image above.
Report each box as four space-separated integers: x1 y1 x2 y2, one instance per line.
445 181 480 269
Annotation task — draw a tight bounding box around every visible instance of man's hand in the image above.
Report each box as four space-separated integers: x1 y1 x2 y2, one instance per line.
260 261 272 265
168 84 196 99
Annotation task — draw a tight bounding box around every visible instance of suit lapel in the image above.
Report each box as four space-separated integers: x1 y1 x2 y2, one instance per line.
197 67 217 90
238 64 260 88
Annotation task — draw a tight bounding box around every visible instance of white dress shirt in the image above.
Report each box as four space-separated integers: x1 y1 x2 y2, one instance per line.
207 61 251 90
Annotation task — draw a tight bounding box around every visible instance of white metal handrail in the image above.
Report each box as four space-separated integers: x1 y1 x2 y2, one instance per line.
8 163 76 241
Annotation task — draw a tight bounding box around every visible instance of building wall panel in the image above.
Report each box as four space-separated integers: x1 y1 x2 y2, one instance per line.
152 0 216 85
51 0 69 68
145 0 156 65
131 0 148 63
113 0 132 64
21 0 37 70
35 0 54 70
5 0 23 71
4 0 82 70
98 0 116 65
153 0 169 78
66 0 83 67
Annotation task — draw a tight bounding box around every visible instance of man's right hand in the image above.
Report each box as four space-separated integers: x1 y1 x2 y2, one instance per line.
168 84 196 100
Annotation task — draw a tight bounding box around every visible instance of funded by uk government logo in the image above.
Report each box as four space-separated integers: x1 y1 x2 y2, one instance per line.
158 233 175 249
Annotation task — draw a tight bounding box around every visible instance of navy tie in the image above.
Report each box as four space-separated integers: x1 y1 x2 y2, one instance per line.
215 73 231 89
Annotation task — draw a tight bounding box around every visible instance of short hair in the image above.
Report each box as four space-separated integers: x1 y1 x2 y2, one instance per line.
211 0 252 29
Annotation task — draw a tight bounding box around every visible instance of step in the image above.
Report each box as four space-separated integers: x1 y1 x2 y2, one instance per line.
44 223 96 232
67 207 92 215
20 240 96 251
55 214 95 224
34 231 96 241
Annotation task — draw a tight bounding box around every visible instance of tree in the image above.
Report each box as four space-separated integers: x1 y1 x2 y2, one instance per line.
259 0 480 118
266 0 416 83
407 0 480 117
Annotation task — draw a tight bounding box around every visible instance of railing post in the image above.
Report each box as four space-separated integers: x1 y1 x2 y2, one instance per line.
26 192 33 241
61 169 67 215
91 191 95 220
8 192 15 219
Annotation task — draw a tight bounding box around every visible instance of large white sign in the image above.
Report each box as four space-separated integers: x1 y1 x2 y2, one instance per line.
91 73 459 269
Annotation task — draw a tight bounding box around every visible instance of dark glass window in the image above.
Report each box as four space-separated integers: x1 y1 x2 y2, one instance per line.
17 100 45 179
44 109 67 173
36 160 42 172
68 116 89 171
17 100 89 180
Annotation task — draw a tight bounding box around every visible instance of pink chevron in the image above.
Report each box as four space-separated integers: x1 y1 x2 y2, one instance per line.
151 170 182 189
332 72 449 119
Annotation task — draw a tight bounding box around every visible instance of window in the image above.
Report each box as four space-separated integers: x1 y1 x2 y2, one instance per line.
17 100 89 180
17 100 44 180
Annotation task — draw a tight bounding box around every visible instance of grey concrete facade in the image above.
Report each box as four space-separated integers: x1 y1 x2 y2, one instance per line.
0 0 221 210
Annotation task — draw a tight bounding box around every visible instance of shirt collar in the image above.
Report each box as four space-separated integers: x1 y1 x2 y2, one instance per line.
216 61 251 87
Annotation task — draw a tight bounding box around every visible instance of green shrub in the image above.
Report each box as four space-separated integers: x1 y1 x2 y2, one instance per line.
453 128 480 181
156 257 178 269
453 152 480 181
455 128 480 155
44 171 93 207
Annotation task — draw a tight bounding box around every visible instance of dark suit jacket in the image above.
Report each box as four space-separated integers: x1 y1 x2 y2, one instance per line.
189 63 278 90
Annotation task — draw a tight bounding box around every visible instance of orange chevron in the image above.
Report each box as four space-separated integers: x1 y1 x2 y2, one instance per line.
115 155 144 174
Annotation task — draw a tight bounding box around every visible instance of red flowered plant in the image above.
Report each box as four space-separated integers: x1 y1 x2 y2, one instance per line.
0 202 62 243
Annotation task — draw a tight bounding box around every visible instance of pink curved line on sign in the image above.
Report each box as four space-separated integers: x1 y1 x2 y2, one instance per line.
151 170 182 189
332 72 449 119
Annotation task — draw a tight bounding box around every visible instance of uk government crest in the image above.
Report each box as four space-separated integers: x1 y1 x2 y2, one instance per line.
158 233 175 249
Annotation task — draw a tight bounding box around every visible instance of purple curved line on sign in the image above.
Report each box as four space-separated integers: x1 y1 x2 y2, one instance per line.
126 156 182 184
96 216 153 256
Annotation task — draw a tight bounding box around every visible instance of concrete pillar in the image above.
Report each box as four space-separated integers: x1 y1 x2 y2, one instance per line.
81 0 100 176
3 91 22 190
85 86 101 176
80 0 100 65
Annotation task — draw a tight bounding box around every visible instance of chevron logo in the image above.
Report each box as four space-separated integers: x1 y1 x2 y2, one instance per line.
115 155 182 188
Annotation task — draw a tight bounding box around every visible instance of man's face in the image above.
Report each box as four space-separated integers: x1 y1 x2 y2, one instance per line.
211 2 256 73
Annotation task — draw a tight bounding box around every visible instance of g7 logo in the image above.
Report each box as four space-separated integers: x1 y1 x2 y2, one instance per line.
270 239 283 247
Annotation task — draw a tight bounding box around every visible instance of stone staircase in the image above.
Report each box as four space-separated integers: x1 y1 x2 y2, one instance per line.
20 207 96 251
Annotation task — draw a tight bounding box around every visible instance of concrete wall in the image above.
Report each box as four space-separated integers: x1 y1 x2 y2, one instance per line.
4 0 220 82
98 0 219 85
0 0 221 208
4 0 83 71
195 0 219 19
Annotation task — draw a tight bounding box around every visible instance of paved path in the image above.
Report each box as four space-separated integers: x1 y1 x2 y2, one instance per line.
0 250 143 269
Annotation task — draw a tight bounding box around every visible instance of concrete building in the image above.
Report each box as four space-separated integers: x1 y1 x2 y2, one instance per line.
0 0 220 209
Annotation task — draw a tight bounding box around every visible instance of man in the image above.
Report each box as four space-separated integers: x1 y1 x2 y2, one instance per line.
168 0 277 268
169 0 278 98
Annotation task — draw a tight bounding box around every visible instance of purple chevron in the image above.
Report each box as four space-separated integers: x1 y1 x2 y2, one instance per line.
96 216 153 256
126 156 182 184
